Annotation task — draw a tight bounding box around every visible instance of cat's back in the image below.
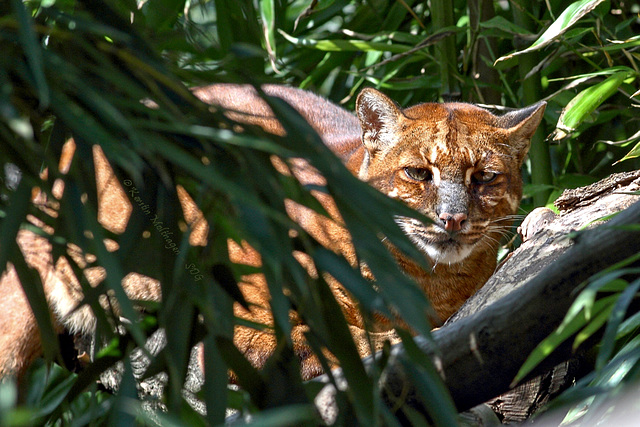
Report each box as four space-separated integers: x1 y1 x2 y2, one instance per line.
193 84 362 158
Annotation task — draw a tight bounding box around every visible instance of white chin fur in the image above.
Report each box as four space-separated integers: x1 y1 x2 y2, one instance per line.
412 237 475 264
396 217 476 264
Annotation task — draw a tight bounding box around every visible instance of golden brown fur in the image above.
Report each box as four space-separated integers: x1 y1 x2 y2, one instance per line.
0 84 545 381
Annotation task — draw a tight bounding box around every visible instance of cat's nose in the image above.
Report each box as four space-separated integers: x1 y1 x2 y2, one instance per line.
439 212 467 232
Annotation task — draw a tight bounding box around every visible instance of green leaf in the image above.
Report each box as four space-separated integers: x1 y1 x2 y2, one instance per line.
566 269 640 321
212 0 233 52
11 0 49 108
479 15 531 36
601 35 640 52
0 179 61 364
522 183 556 198
616 310 640 340
60 181 147 349
215 336 267 408
595 278 640 369
551 70 632 141
231 404 319 425
546 66 636 83
142 0 186 30
260 0 277 70
279 30 418 54
513 295 618 385
572 300 614 350
0 380 33 426
313 249 389 317
0 177 31 288
615 139 640 164
32 365 76 421
396 329 458 426
495 0 606 64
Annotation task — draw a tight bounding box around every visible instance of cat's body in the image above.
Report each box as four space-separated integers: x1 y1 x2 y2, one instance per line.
0 84 545 381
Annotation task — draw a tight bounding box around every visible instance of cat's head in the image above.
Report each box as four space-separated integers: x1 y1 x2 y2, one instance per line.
356 88 546 264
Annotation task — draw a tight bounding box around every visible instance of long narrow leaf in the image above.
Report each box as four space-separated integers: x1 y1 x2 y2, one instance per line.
396 329 459 426
513 295 618 385
551 70 632 141
1 179 61 363
596 278 640 369
10 0 49 108
279 31 418 54
495 0 605 63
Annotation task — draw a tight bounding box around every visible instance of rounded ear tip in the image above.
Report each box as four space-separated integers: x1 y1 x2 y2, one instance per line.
356 87 379 111
359 87 378 95
356 87 396 111
356 87 378 102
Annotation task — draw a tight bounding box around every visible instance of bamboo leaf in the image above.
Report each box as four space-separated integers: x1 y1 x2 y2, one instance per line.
0 177 31 285
279 30 417 54
617 310 640 339
396 329 458 426
215 336 267 406
230 404 318 425
311 277 376 424
551 70 632 141
601 35 640 52
212 0 233 52
595 278 640 369
10 0 49 108
565 268 640 322
600 127 640 146
0 179 61 364
496 0 605 64
513 295 618 385
479 15 532 36
572 301 615 351
546 66 635 82
31 365 76 420
260 0 278 71
614 139 640 164
313 249 389 317
60 180 147 349
142 0 186 30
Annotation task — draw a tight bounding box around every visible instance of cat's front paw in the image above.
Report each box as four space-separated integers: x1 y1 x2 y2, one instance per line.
518 207 556 242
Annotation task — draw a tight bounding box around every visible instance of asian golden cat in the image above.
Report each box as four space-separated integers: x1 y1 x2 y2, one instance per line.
0 84 545 381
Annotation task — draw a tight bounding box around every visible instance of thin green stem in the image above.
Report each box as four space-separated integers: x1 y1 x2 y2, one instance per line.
512 0 553 207
431 0 460 98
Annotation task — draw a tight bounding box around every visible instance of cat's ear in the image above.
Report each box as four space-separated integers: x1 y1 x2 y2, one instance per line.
356 88 404 153
497 101 546 163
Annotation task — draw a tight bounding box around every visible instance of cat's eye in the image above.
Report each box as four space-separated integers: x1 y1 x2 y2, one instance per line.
472 171 497 184
404 167 432 182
